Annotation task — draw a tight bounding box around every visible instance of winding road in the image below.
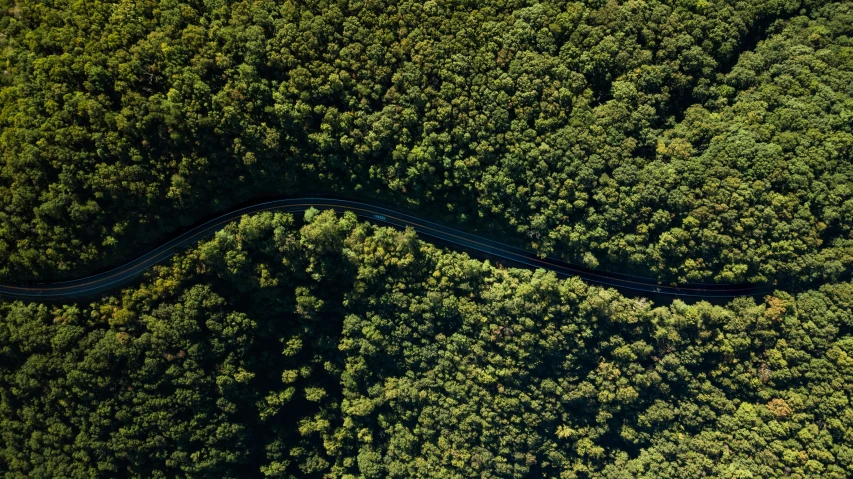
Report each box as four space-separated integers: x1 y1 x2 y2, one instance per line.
0 197 768 301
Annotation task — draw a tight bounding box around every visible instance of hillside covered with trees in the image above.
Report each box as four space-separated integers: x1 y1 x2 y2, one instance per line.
2 211 853 478
1 0 852 286
2 0 853 477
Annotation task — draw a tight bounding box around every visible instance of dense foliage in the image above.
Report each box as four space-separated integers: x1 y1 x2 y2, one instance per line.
2 0 852 285
2 211 853 478
3 0 853 477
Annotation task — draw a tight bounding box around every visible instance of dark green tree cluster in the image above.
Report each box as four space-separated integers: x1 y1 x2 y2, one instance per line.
2 211 852 478
1 0 852 286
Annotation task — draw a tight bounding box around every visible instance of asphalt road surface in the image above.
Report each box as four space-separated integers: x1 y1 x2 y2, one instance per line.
0 197 769 302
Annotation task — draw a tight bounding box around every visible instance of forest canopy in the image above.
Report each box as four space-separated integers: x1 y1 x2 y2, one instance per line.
2 0 853 477
1 0 852 286
2 211 853 478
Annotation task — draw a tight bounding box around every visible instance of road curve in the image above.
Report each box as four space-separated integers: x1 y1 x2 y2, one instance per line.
0 197 769 301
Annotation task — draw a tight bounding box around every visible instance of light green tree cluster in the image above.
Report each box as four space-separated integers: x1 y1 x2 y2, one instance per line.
2 211 852 478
